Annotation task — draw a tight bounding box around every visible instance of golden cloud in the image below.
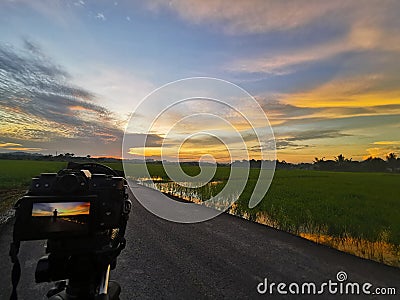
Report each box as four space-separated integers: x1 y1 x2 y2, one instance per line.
373 141 400 145
0 142 22 148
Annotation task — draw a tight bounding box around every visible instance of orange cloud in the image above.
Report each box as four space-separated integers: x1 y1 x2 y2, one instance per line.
5 147 43 151
280 75 400 108
363 148 387 160
69 105 88 111
0 142 22 148
373 141 400 146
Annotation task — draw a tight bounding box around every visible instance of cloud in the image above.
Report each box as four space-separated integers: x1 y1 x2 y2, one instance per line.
227 23 400 75
0 140 43 152
259 98 400 127
124 133 164 148
283 129 352 142
228 37 350 75
274 141 312 151
277 72 400 108
0 142 22 148
373 141 400 146
270 129 351 151
146 0 349 34
0 40 124 155
3 147 43 152
74 1 85 7
71 66 155 121
95 13 106 21
168 1 396 80
364 148 382 158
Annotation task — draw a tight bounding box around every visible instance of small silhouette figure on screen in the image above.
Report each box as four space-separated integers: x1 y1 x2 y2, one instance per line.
53 209 58 222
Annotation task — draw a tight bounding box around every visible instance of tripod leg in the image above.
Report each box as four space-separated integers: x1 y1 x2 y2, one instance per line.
98 264 111 295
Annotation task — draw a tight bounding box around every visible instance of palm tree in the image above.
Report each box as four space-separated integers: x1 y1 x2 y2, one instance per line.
386 152 398 171
313 157 325 164
386 152 397 162
335 154 345 163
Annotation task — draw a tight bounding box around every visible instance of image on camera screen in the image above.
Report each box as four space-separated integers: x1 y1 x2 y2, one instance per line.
31 202 90 233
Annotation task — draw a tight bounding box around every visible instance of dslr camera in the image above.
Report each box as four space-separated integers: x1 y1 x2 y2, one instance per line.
10 162 132 300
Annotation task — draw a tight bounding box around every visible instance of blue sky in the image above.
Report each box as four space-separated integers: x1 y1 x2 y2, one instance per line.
1 0 400 162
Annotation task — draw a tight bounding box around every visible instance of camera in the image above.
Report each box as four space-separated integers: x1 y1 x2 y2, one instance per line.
9 163 132 300
13 163 130 241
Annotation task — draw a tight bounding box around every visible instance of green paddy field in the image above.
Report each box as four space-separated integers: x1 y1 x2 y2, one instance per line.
1 159 399 266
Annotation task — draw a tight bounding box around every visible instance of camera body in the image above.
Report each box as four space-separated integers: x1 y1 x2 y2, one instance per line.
13 165 130 242
9 163 131 298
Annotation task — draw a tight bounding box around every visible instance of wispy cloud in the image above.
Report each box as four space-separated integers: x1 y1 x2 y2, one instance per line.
0 140 43 152
146 0 348 34
0 40 123 154
95 13 106 21
271 129 351 151
71 66 155 121
74 1 85 7
0 142 22 148
259 98 400 125
227 23 400 75
373 141 400 146
278 72 400 108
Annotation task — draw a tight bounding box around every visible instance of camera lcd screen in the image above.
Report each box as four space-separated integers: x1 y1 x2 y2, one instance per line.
31 201 90 234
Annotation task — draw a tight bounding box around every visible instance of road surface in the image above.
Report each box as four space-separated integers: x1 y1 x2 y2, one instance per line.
0 184 399 299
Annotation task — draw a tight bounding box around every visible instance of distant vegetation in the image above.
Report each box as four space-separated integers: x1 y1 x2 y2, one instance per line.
312 153 400 173
1 151 399 173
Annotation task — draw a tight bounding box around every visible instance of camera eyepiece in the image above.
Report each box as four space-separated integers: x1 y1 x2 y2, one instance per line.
56 174 81 193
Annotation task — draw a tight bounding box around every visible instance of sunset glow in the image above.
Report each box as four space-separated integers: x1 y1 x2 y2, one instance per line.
1 1 399 163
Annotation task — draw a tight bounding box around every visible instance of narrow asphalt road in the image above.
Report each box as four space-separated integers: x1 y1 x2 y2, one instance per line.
0 184 399 299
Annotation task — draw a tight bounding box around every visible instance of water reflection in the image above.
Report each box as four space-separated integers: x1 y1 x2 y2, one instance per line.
138 179 238 210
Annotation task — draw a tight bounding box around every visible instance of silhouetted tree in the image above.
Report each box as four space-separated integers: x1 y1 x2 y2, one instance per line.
335 154 345 163
386 152 397 162
313 157 325 164
386 152 399 171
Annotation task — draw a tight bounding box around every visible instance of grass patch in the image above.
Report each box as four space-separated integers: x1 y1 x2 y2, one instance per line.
236 170 400 246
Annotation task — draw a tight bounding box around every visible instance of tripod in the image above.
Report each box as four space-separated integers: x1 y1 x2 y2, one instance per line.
36 241 124 300
45 265 121 300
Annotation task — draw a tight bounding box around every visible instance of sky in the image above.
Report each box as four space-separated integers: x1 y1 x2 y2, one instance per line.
1 0 400 163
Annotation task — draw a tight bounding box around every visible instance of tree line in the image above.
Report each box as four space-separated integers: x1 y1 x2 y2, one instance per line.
1 151 399 173
311 153 400 172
